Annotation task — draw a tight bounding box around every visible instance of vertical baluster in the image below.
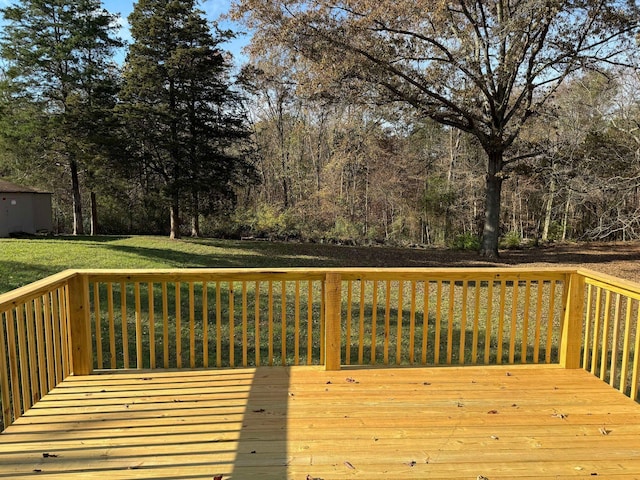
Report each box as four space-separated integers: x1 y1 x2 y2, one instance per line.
162 282 169 368
409 281 416 364
346 280 352 366
294 281 300 365
371 280 378 364
459 281 467 365
545 280 557 364
582 284 593 369
120 282 129 368
148 282 155 369
609 294 622 387
591 287 602 375
26 301 39 405
497 281 506 364
216 281 222 367
620 298 633 394
242 281 248 367
600 290 612 380
358 280 365 365
43 293 55 388
107 283 116 369
175 282 182 369
384 280 391 365
35 296 46 395
189 282 195 368
203 282 209 368
0 311 11 428
421 280 429 365
255 281 261 366
135 282 142 369
396 280 403 364
509 280 519 364
16 305 31 410
307 280 313 365
5 310 20 422
471 281 480 365
93 283 102 369
484 280 494 364
268 281 274 366
230 282 235 367
447 281 455 364
533 281 544 363
521 280 531 364
434 280 442 364
280 281 285 366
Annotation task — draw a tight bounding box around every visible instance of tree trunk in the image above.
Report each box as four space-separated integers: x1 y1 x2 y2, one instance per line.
90 191 98 236
170 194 181 239
541 160 557 242
479 150 504 258
191 191 200 237
70 159 84 235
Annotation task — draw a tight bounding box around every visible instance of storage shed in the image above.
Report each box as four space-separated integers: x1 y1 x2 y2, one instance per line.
0 179 52 237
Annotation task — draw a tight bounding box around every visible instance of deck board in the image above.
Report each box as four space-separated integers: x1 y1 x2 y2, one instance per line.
2 365 640 479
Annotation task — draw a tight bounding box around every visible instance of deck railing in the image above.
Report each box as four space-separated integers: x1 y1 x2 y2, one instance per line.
2 266 640 431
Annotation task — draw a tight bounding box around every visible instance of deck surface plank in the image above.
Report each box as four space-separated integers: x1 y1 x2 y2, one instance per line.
2 365 640 479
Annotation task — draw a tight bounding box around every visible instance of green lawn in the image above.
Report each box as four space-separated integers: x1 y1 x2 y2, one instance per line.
0 235 471 294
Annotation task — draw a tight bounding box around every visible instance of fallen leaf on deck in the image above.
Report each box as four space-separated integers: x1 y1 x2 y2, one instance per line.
252 408 265 413
306 475 324 480
405 460 417 467
32 469 42 473
423 382 431 385
213 475 223 480
552 412 568 419
477 476 489 480
487 410 499 414
346 377 358 383
42 453 58 458
344 461 356 469
599 427 610 435
490 435 499 440
505 372 512 376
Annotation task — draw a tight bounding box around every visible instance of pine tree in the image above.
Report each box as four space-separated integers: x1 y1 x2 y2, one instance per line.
0 0 122 234
120 0 254 239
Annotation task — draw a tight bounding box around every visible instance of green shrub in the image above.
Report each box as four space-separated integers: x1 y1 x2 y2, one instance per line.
451 233 480 251
500 231 522 249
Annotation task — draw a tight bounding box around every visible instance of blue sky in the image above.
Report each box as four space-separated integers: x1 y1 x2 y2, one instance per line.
0 0 250 64
104 0 250 63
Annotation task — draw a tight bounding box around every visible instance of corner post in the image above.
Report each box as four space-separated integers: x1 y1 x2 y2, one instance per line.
68 273 93 375
324 273 342 371
560 272 585 369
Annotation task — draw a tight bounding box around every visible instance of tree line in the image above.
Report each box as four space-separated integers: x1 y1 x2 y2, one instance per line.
0 0 638 256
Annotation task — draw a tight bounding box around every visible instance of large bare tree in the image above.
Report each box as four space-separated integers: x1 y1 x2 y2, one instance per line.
232 0 639 256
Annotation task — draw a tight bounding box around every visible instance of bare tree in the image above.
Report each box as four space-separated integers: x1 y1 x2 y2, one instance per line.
232 0 639 256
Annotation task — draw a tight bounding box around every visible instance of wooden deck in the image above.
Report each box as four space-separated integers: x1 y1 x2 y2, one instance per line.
2 365 640 479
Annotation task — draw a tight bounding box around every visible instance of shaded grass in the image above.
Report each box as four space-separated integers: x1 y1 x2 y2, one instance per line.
0 235 498 294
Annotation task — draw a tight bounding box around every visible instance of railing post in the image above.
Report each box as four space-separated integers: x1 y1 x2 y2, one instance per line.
560 272 585 369
68 273 93 375
324 273 342 371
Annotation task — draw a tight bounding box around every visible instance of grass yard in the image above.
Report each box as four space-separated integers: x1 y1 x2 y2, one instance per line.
0 235 493 294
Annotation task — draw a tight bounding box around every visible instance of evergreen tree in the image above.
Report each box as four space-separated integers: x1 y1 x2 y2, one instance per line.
120 0 254 239
0 0 122 234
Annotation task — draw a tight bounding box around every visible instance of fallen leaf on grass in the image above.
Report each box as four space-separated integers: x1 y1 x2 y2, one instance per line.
344 461 356 469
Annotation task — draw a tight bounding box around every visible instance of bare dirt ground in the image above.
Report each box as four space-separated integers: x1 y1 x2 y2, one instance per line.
417 241 640 284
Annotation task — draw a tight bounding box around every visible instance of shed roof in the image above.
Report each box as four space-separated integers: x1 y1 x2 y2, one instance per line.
0 179 50 194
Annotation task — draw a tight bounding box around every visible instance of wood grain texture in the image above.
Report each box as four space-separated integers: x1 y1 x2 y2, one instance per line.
2 365 640 479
